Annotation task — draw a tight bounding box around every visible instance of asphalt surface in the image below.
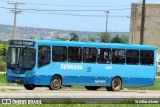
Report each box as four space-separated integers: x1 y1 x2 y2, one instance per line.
1 86 160 104
0 86 160 98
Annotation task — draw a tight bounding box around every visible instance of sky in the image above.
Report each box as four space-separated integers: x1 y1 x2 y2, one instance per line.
0 0 159 32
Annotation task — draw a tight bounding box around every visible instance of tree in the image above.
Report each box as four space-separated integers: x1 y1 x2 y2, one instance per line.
89 37 95 42
111 35 122 43
0 44 8 56
55 37 66 41
29 36 35 39
98 32 111 43
70 32 79 41
121 35 129 43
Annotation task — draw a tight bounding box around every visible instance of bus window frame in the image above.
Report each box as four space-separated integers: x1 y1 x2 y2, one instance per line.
126 49 139 65
68 46 82 63
112 49 125 64
97 48 111 64
38 45 51 68
140 50 154 66
83 47 97 63
52 46 67 62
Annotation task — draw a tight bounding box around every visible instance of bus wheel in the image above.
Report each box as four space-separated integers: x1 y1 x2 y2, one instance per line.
49 75 62 90
24 84 35 90
107 77 122 91
85 86 100 90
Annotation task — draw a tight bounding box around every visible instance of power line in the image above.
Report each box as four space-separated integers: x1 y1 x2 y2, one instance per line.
19 8 130 12
24 2 131 8
0 6 131 11
0 6 130 18
0 6 13 9
0 0 131 8
22 11 130 18
20 9 107 12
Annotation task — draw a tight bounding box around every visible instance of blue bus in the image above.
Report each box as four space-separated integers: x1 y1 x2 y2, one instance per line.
6 39 157 91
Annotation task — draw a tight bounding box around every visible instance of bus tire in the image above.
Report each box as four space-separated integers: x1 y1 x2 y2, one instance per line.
107 77 122 91
85 86 100 90
24 84 35 90
49 75 62 90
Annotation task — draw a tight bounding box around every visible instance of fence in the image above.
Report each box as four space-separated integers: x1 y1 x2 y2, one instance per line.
0 56 6 72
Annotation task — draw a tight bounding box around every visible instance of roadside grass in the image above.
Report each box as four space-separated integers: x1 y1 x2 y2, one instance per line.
0 73 7 85
0 73 19 86
0 104 160 107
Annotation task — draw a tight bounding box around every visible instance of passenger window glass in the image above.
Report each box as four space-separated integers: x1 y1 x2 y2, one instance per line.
140 50 154 65
68 47 82 62
52 46 67 62
98 48 111 64
83 47 96 63
126 50 139 64
38 45 51 67
112 49 125 64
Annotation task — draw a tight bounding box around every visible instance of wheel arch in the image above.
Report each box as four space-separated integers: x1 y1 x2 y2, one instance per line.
112 76 122 83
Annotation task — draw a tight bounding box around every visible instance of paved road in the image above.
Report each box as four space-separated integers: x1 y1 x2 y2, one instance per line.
1 86 160 104
0 86 160 98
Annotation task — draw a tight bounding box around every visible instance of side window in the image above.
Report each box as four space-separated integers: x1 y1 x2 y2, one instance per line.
83 47 96 63
52 46 67 62
112 49 125 64
98 48 111 64
68 47 82 62
38 45 51 67
140 50 154 65
126 50 139 64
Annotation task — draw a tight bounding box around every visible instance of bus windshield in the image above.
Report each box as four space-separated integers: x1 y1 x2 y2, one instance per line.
7 47 36 70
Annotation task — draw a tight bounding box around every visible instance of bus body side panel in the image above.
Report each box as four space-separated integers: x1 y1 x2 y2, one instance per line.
33 61 156 87
60 63 156 87
108 64 156 87
6 61 156 87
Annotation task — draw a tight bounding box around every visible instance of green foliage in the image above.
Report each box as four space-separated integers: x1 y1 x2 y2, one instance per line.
70 32 79 41
56 37 66 41
111 35 122 43
0 44 8 71
98 32 112 43
88 37 95 42
29 36 35 39
121 35 129 43
111 35 129 43
0 44 8 56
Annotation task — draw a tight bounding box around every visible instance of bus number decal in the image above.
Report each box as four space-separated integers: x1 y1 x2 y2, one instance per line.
61 64 83 70
95 80 106 84
105 66 112 70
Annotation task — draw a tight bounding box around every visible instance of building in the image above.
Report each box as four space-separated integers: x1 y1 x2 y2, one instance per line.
130 3 160 53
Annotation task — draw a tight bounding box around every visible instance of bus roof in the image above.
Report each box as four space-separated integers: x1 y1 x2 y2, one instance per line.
13 39 157 50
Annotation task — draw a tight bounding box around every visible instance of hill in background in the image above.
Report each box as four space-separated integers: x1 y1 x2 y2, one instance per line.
0 24 129 41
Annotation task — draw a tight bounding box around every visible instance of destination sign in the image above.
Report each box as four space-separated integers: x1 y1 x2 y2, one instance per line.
10 40 34 46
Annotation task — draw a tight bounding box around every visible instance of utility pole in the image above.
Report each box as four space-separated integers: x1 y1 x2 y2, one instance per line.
140 0 145 44
8 2 24 39
104 10 110 34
